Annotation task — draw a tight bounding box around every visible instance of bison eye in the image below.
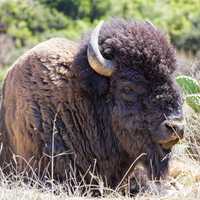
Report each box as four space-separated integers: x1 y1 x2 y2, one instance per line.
123 86 134 94
121 86 136 103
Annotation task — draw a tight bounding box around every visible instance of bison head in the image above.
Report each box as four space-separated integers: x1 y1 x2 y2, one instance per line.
87 20 184 178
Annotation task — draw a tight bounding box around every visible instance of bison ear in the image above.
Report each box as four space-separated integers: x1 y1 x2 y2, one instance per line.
87 21 116 77
145 20 157 30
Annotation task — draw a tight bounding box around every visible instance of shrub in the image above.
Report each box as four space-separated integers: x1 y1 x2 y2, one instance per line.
0 0 69 47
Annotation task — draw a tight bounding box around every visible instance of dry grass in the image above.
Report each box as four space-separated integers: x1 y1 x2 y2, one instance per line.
1 111 200 199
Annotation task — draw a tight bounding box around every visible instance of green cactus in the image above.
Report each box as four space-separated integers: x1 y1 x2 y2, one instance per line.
176 75 200 94
176 75 200 113
186 94 200 112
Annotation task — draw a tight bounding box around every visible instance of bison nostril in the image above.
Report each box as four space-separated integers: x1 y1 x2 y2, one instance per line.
164 120 184 138
157 120 184 147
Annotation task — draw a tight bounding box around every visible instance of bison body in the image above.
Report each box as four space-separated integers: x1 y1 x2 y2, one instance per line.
0 19 184 189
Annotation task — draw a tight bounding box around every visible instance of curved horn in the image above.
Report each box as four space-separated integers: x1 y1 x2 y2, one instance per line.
87 21 115 77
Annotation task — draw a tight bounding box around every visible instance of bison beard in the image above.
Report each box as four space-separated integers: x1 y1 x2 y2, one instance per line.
0 19 184 192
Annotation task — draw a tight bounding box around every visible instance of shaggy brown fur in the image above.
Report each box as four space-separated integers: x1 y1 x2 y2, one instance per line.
0 19 183 190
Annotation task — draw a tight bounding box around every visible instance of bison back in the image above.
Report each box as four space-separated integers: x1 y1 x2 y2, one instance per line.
0 38 78 177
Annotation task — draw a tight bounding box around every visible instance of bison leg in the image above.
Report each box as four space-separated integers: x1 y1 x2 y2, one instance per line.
1 97 70 180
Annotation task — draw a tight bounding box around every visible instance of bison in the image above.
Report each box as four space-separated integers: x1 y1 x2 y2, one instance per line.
0 19 184 190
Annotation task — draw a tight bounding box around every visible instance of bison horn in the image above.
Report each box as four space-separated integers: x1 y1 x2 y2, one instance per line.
87 21 115 77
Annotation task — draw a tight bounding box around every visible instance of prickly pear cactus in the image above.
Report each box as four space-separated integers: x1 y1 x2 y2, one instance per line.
186 94 200 112
176 75 200 112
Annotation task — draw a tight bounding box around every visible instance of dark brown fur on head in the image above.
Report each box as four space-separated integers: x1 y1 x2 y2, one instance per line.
75 18 177 94
100 19 176 80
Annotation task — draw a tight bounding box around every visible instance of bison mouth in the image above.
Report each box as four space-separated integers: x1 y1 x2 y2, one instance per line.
154 137 180 160
156 127 182 151
155 138 179 162
156 138 179 160
159 138 179 150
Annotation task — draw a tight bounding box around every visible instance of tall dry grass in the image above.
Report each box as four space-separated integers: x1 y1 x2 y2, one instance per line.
0 111 200 200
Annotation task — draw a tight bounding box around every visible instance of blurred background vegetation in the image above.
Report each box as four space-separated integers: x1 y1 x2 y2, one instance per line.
0 0 200 80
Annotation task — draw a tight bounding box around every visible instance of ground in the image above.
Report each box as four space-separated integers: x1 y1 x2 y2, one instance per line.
0 111 200 200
